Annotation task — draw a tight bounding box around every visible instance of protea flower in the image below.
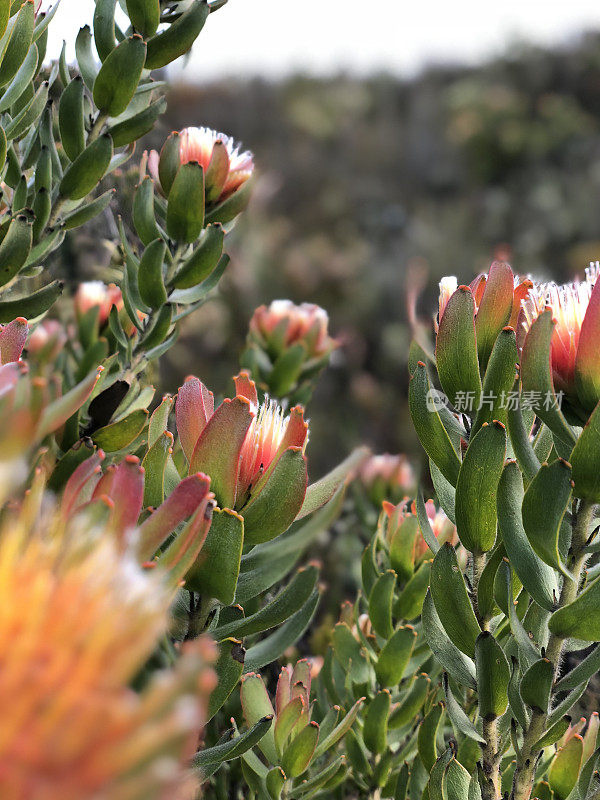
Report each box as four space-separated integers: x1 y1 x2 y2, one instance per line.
520 263 600 417
175 371 308 545
74 281 123 326
359 453 416 506
149 127 254 217
243 301 337 401
0 496 216 800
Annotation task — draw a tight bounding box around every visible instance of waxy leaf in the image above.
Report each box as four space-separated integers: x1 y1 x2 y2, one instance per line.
369 570 396 639
281 722 319 778
422 590 477 689
430 544 481 658
409 362 461 486
145 0 209 69
418 702 444 771
240 672 277 764
497 461 559 611
549 735 584 800
575 277 600 413
455 420 506 553
436 285 481 410
521 309 576 448
192 716 273 771
92 408 148 452
394 559 431 620
166 161 205 243
185 508 244 604
520 658 553 714
375 625 417 687
442 672 485 744
472 327 518 435
475 632 509 720
474 261 514 369
570 399 600 502
522 458 572 575
389 674 430 729
59 134 113 200
549 573 600 641
207 638 245 722
363 690 391 756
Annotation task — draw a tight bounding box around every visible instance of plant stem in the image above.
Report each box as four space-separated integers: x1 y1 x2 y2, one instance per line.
481 717 502 800
88 111 108 143
510 499 596 800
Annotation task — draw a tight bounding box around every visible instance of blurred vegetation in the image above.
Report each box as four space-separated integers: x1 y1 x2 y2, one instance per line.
65 32 600 479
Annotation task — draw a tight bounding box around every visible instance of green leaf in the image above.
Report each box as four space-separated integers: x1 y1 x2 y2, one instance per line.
145 0 209 69
522 458 572 575
418 702 444 772
436 284 481 410
548 735 583 800
549 573 600 641
520 308 576 448
331 622 370 685
297 446 369 520
274 697 305 759
430 544 481 658
185 508 244 604
93 0 117 61
93 35 147 117
211 564 319 640
519 658 553 713
75 24 97 89
92 408 148 452
394 559 431 621
138 237 167 310
281 722 319 778
173 222 224 289
59 133 113 201
472 327 518 435
375 625 417 688
416 489 440 555
141 430 171 507
240 673 277 764
571 399 600 502
132 175 163 245
243 590 319 674
312 697 365 759
474 261 514 369
166 161 205 243
126 0 160 37
0 279 63 322
534 716 571 750
422 590 477 689
0 212 31 287
389 674 430 729
63 189 115 229
0 0 34 88
497 461 559 611
475 632 509 720
442 672 485 744
192 716 273 770
108 94 167 147
455 421 506 553
0 41 38 113
389 515 419 582
554 643 600 691
242 448 308 545
506 387 541 483
369 570 396 640
409 362 461 486
363 690 391 756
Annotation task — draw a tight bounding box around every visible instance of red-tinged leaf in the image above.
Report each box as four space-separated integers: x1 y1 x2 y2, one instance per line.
137 472 212 562
175 376 214 463
281 721 319 778
568 399 600 501
189 396 254 509
0 360 26 398
275 666 293 716
36 367 102 439
234 370 258 405
148 393 173 448
297 446 370 520
575 277 600 413
475 261 514 369
0 317 27 364
549 735 584 800
61 448 105 517
158 495 215 585
92 456 145 538
521 309 576 448
436 285 481 410
184 507 244 604
274 696 306 757
242 448 308 545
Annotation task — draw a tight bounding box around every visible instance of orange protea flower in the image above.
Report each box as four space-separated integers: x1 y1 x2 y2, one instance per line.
0 499 216 800
520 263 600 413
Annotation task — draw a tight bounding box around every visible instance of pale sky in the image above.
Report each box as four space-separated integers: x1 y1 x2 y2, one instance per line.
47 0 600 79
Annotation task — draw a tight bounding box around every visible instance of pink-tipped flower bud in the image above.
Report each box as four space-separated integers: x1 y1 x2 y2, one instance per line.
74 281 123 327
359 453 416 506
28 319 67 362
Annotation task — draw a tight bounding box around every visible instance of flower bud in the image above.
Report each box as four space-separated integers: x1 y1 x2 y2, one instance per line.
359 453 416 506
27 319 67 362
243 300 337 402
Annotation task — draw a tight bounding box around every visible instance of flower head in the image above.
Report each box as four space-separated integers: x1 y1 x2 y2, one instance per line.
359 453 416 505
176 372 308 545
75 281 123 326
0 497 216 800
520 263 600 413
250 300 336 360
